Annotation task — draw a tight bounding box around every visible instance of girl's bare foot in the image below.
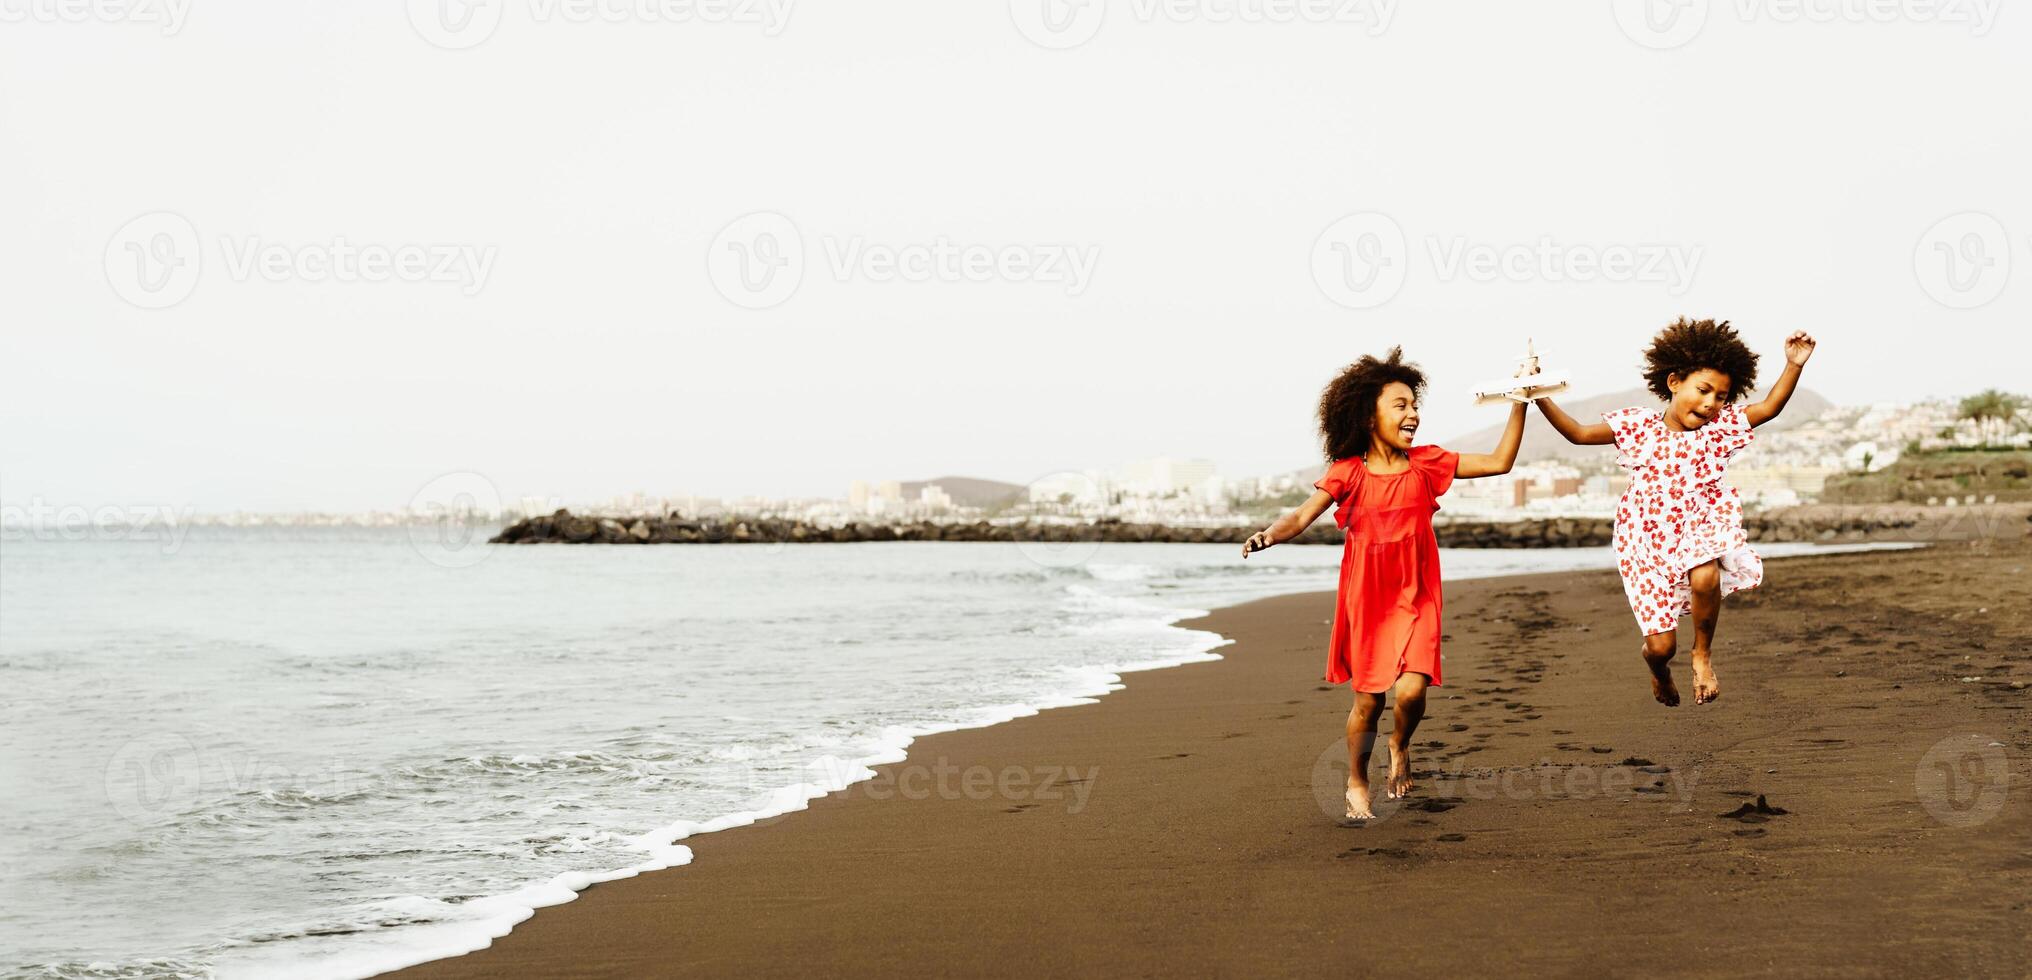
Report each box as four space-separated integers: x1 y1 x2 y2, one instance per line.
1386 745 1414 799
1690 650 1720 704
1345 777 1374 820
1643 649 1680 707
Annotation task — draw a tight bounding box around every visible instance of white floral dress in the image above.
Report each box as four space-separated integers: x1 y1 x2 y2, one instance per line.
1604 403 1764 636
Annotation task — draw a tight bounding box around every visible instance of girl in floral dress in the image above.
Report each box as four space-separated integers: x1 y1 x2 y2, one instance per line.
1537 319 1818 707
1242 348 1526 821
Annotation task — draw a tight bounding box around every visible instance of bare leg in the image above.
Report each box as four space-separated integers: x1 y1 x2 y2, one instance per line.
1642 630 1680 707
1386 671 1429 798
1688 560 1722 704
1345 691 1385 819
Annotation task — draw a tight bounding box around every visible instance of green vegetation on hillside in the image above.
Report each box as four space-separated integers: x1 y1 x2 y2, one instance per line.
1823 449 2032 504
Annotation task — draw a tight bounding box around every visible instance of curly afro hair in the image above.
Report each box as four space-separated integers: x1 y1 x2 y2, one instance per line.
1643 318 1759 403
1319 347 1426 462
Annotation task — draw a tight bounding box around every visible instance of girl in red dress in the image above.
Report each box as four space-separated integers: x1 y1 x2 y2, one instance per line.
1243 348 1526 821
1536 319 1817 708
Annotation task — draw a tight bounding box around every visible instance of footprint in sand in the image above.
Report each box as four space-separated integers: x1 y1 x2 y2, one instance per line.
1436 833 1468 842
1718 795 1790 822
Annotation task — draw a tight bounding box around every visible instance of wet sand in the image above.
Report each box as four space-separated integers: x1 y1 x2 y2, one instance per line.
393 539 2031 978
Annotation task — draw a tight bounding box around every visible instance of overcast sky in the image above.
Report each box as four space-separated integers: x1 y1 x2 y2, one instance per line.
4 0 2028 512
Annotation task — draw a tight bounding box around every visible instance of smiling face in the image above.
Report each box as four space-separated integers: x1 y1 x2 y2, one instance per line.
1665 368 1732 430
1369 381 1421 454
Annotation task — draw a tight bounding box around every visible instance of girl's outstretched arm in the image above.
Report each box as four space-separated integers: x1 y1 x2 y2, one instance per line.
1745 330 1817 427
1535 396 1615 445
1242 490 1333 558
1456 402 1526 478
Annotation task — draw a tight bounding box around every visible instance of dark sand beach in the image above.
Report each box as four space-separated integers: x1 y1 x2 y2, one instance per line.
396 539 2031 978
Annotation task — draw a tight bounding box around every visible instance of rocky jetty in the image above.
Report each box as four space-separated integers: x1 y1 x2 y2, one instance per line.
490 504 2027 548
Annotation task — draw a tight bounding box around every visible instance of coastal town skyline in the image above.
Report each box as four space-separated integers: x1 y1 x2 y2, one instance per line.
11 388 2020 529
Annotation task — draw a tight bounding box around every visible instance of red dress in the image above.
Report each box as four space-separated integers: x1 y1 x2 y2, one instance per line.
1314 444 1460 693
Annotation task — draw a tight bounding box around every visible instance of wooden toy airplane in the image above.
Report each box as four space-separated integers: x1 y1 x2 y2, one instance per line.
1473 338 1570 405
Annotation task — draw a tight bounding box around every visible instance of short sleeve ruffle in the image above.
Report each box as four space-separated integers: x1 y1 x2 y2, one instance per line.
1410 444 1460 499
1708 402 1755 459
1603 407 1654 469
1314 458 1361 502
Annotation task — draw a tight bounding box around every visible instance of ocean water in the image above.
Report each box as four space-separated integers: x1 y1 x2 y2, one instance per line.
0 529 1892 978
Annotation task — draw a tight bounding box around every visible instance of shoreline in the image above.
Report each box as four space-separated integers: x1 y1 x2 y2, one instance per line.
387 539 2031 978
488 503 2029 548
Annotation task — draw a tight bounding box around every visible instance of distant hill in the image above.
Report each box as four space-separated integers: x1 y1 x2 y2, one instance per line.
1439 386 1834 464
900 476 1026 509
1822 449 2032 504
